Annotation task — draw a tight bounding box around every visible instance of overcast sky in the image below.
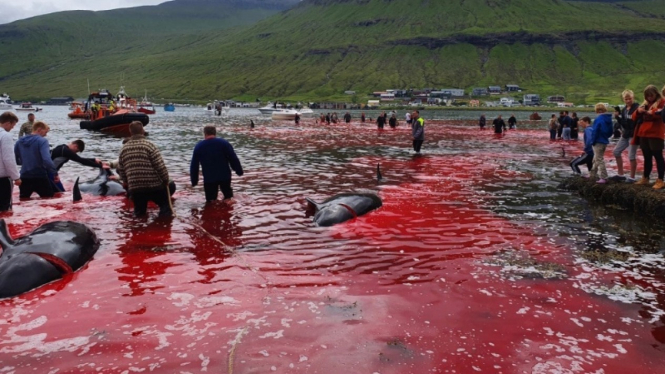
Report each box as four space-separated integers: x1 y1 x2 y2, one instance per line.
0 0 167 25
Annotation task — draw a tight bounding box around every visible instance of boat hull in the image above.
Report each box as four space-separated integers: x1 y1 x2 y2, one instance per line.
137 107 156 115
80 112 149 137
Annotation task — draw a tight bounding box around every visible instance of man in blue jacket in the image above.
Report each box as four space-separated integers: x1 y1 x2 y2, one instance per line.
589 104 614 184
14 121 59 198
190 126 243 202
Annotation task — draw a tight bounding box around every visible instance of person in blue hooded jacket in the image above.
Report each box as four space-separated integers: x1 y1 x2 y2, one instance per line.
589 104 614 184
13 121 59 198
570 116 594 175
190 125 243 202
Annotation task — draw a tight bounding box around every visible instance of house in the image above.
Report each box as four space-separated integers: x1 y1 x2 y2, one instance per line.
547 95 565 103
367 100 380 108
557 102 574 108
488 86 502 95
430 91 453 99
472 88 489 96
523 94 541 106
469 100 480 107
438 88 465 97
344 91 356 95
380 92 395 101
505 84 521 92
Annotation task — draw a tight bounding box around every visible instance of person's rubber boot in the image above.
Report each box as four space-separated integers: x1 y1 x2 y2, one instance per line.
653 179 665 190
635 177 650 185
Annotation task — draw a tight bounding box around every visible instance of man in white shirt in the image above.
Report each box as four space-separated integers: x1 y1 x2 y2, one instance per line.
0 112 21 211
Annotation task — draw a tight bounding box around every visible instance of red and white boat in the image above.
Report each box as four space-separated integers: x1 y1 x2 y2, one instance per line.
137 90 156 114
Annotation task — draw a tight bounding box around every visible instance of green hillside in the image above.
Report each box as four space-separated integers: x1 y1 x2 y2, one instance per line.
1 0 665 103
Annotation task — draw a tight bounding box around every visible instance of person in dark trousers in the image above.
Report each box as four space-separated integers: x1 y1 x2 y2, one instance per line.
361 112 366 123
389 114 397 128
0 112 21 211
570 117 594 175
570 112 579 140
14 121 59 199
411 110 424 154
377 112 386 129
190 125 243 202
548 114 558 140
294 113 300 125
325 113 331 125
493 115 506 134
50 139 104 191
612 90 640 182
117 121 172 216
344 112 351 123
479 114 486 130
508 114 517 129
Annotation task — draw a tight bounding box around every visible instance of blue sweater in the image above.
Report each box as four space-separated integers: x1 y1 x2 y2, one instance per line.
583 127 594 156
190 137 243 185
14 135 57 178
591 113 613 145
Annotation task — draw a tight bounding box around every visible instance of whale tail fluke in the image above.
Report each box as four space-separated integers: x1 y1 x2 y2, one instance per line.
0 219 15 251
306 198 320 212
73 177 82 202
377 163 383 181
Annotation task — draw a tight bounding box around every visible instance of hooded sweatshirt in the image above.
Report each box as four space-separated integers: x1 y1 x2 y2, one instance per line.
14 135 57 178
591 113 613 145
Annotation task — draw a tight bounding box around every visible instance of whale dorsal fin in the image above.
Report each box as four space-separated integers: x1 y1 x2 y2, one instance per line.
0 219 15 251
73 177 82 202
306 198 320 212
377 163 382 181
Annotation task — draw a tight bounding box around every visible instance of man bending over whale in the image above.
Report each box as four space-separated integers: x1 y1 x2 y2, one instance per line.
50 139 106 191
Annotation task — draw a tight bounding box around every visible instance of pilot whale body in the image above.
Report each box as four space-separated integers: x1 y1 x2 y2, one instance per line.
306 192 382 227
0 220 100 298
77 168 126 197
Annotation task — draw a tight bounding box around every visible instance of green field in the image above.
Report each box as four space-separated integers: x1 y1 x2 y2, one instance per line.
1 0 664 104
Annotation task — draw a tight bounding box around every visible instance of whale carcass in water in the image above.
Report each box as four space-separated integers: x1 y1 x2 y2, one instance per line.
76 168 126 198
0 220 100 298
306 192 382 226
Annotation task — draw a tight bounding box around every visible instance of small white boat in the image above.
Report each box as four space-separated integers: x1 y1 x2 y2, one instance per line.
15 102 41 112
0 93 12 110
298 107 314 116
271 109 300 121
259 102 284 115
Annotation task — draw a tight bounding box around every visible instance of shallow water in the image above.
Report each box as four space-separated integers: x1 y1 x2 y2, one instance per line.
0 107 662 373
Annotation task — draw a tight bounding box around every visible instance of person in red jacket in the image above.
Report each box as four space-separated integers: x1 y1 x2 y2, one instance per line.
632 85 665 189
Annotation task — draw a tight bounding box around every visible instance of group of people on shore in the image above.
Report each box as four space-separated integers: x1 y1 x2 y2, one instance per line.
569 85 665 187
0 113 244 216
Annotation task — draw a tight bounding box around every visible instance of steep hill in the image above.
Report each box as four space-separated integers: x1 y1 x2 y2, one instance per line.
2 0 665 103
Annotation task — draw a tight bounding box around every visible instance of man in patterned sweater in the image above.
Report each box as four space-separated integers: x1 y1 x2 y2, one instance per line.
117 121 172 216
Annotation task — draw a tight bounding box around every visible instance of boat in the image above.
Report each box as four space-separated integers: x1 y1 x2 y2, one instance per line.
15 102 42 112
258 102 284 115
137 90 156 114
0 94 12 110
80 111 149 137
271 109 301 121
68 101 89 119
79 89 148 137
205 100 229 116
298 107 314 116
164 103 175 112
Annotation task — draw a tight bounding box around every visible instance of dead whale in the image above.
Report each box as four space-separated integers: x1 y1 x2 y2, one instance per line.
0 220 100 298
306 192 382 227
76 168 126 197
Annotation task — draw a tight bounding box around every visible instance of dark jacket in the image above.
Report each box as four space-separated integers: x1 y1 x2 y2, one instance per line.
479 116 486 127
117 135 169 193
493 118 506 133
51 144 99 171
583 127 594 155
190 137 243 185
615 103 639 139
412 118 424 140
591 113 613 145
14 135 57 178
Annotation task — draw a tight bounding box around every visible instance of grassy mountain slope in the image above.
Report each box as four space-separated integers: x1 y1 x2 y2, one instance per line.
2 0 665 103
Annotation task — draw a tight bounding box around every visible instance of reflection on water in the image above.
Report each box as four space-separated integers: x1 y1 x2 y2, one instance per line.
0 106 662 373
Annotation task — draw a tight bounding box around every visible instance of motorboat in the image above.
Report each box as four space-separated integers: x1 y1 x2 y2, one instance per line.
298 107 314 116
164 103 175 112
271 109 301 121
0 94 12 110
79 89 148 137
137 90 156 114
16 102 42 112
205 100 229 116
68 102 89 119
259 102 284 115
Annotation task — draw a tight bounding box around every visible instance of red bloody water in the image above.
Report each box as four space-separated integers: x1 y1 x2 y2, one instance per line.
0 110 663 373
